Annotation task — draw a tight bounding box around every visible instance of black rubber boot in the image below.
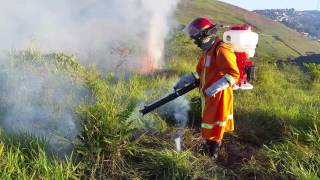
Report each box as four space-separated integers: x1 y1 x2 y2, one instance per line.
206 140 221 159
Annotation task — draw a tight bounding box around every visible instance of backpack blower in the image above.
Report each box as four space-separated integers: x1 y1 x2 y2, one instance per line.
140 25 259 115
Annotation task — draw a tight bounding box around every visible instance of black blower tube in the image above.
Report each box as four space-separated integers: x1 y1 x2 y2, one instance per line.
140 79 199 116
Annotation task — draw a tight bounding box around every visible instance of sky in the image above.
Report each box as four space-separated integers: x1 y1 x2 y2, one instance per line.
219 0 320 11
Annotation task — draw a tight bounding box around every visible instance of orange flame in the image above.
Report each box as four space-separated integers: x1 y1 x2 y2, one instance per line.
140 54 157 74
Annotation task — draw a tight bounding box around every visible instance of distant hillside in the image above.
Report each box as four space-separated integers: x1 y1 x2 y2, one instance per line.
176 0 320 60
254 9 320 40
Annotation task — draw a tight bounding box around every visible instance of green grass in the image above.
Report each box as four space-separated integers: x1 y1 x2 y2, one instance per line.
0 34 319 179
304 63 320 82
0 1 320 179
176 0 320 57
255 35 299 59
72 31 319 179
0 131 78 179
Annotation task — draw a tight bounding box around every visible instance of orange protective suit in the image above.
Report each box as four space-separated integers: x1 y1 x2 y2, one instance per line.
196 37 240 142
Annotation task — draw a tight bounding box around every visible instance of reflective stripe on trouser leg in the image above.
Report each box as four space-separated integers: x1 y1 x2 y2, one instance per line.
201 121 227 142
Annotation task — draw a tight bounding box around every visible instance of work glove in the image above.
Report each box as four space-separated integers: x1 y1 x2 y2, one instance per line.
205 77 229 97
174 73 196 90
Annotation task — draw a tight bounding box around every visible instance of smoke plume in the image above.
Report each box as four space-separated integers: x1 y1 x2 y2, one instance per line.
0 53 88 157
0 0 180 72
0 0 181 156
158 95 190 152
158 95 191 128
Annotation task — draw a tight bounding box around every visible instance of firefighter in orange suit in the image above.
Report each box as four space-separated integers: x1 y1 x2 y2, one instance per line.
174 17 240 158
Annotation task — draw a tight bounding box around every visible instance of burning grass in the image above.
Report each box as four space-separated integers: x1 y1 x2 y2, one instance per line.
1 0 320 178
0 33 319 179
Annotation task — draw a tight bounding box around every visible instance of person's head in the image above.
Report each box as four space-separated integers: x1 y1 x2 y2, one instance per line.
184 17 218 51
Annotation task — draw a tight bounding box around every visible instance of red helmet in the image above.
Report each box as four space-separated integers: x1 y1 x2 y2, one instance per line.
185 17 217 38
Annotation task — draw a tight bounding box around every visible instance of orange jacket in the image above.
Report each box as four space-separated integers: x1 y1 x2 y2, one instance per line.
196 37 240 142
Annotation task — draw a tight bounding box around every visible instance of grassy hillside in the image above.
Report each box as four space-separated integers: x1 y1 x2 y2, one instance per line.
2 42 319 179
0 0 319 179
176 0 320 59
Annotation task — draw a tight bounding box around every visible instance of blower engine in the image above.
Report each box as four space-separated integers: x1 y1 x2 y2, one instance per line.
223 25 259 90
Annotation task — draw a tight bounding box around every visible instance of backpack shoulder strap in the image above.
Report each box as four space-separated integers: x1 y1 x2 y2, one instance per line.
213 40 223 60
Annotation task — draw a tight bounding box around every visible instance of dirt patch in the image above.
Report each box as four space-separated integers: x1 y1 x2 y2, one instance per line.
176 129 259 171
155 127 260 176
218 134 258 170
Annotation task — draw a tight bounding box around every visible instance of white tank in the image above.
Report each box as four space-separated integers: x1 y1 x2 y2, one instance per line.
223 26 259 58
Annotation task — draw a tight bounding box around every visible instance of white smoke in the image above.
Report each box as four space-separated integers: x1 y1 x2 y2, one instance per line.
0 0 181 156
0 0 180 71
0 54 88 157
158 95 190 152
158 95 191 128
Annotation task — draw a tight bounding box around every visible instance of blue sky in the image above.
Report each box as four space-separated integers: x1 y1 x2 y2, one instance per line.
219 0 320 10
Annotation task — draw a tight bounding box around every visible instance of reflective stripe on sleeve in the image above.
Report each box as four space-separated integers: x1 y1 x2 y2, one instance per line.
225 74 236 85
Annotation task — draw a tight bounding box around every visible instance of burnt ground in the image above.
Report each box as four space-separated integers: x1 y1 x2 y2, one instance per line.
293 54 320 66
177 129 259 174
138 119 262 179
277 53 320 70
218 133 258 169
